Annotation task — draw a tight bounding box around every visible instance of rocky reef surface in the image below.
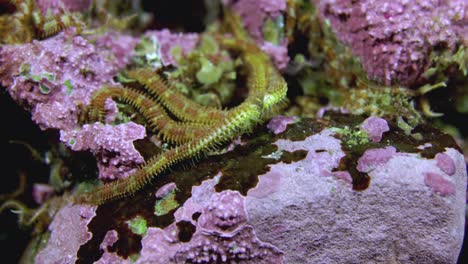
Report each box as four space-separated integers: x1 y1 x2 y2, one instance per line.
0 0 466 263
18 114 468 263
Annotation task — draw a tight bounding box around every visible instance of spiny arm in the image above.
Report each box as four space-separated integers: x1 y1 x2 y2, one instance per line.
76 101 263 205
86 85 214 144
124 68 229 125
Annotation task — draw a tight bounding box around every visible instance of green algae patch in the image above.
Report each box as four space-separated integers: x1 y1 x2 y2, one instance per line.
154 189 179 216
330 126 370 148
126 215 147 236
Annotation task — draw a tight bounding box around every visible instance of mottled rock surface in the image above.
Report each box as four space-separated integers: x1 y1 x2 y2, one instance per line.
28 114 464 263
316 0 467 86
35 203 97 264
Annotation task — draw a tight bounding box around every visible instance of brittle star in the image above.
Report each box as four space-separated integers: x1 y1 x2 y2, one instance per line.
76 11 289 205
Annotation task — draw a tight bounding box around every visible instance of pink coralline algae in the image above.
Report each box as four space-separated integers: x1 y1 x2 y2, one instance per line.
95 230 131 264
155 182 178 199
60 122 146 180
223 0 290 70
174 225 283 263
136 177 284 263
244 125 466 263
35 203 97 264
173 190 283 263
143 30 199 67
249 128 349 200
436 152 457 176
36 0 92 14
197 190 248 232
316 0 468 86
267 115 297 134
424 172 456 196
0 31 138 131
356 146 398 173
360 116 390 142
0 31 144 180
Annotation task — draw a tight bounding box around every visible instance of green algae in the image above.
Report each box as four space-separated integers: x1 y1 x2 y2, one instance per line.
126 215 147 236
154 189 179 217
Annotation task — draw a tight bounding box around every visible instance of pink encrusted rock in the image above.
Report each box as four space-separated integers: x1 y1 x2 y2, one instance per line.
137 176 284 263
36 0 92 14
35 203 97 264
244 130 466 263
356 146 398 173
436 152 457 176
198 190 247 232
424 172 456 196
173 174 221 224
60 122 146 180
100 230 119 251
135 226 181 264
223 0 290 70
316 105 349 118
172 188 283 263
260 39 290 70
95 230 131 264
360 116 390 142
174 225 283 263
0 31 138 131
143 30 199 67
315 0 468 86
267 115 297 134
247 170 283 198
32 183 54 204
155 182 177 199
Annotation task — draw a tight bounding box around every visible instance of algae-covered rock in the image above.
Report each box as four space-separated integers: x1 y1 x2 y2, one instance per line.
26 113 466 263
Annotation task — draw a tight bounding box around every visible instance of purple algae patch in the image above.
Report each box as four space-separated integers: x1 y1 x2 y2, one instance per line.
360 116 390 142
267 115 297 134
247 170 282 198
155 182 178 199
356 146 398 173
35 203 97 264
435 152 456 176
60 122 146 180
316 0 468 86
198 190 247 233
424 172 456 196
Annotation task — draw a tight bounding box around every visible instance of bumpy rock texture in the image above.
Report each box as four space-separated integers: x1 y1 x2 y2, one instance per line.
60 122 146 180
0 31 143 179
43 114 465 263
315 0 468 86
246 127 466 263
35 203 97 264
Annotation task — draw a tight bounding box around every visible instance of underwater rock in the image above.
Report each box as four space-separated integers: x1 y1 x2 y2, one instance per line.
60 122 146 181
316 0 468 86
0 31 145 180
35 203 97 264
27 114 466 263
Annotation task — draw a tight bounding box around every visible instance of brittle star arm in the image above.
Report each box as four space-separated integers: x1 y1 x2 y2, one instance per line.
76 7 288 205
86 85 215 144
124 68 230 125
77 97 264 204
78 64 287 205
